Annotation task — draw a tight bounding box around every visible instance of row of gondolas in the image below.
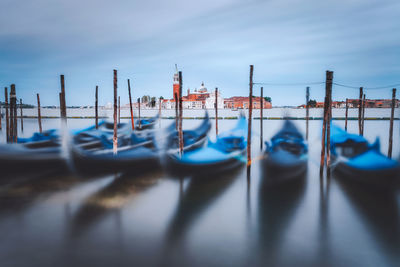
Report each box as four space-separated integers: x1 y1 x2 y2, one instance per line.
0 113 399 188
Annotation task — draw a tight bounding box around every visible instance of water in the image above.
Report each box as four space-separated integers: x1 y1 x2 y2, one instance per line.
0 117 399 267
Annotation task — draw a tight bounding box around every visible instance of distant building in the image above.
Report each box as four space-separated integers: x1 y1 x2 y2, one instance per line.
298 99 400 108
204 88 224 109
224 96 272 109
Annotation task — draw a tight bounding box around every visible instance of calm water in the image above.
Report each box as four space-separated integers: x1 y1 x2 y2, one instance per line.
0 117 399 267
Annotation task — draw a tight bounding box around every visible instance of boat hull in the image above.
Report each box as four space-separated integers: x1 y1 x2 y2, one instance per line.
166 149 246 175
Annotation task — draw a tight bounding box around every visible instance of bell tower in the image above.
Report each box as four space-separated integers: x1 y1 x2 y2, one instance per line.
173 65 180 101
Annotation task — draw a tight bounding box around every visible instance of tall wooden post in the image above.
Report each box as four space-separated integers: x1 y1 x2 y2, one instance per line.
95 86 99 129
37 93 42 133
137 98 141 129
358 87 363 135
118 96 121 124
215 87 218 136
320 71 333 177
60 75 67 124
175 92 179 130
59 92 63 118
0 96 1 130
5 88 9 142
260 87 264 149
326 73 333 175
361 94 366 136
19 99 24 132
113 70 118 155
9 89 14 143
247 65 254 168
159 98 162 128
388 88 396 158
127 79 135 130
345 98 349 131
10 84 17 143
178 71 184 156
306 86 310 141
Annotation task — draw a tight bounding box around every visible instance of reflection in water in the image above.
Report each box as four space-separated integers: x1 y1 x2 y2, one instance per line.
317 175 331 265
70 171 163 237
335 175 400 263
163 167 243 263
0 172 80 216
257 172 306 265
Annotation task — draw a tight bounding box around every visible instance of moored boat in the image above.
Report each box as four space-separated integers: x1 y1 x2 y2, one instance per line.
70 130 160 176
330 124 400 188
135 113 159 130
262 120 308 184
165 112 211 154
0 121 132 176
166 115 247 175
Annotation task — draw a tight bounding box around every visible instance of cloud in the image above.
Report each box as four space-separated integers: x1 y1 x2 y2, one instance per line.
0 0 399 106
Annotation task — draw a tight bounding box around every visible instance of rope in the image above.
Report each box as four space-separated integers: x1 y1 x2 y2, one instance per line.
254 82 324 86
252 81 400 90
333 82 400 90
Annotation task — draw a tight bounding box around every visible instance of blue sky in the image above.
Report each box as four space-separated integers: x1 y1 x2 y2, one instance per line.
1 0 399 106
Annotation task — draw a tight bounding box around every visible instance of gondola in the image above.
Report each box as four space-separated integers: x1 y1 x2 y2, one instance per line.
135 113 159 130
262 120 308 184
0 121 131 176
70 130 160 175
330 124 400 188
71 114 210 176
0 139 66 176
166 115 247 175
165 112 211 154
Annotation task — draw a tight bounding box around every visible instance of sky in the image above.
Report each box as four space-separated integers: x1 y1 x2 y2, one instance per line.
0 0 399 106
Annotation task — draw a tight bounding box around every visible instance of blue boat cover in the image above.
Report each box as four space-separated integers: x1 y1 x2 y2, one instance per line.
178 116 247 165
330 124 398 171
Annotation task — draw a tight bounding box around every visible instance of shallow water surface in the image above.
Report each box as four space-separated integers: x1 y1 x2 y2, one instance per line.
0 118 399 267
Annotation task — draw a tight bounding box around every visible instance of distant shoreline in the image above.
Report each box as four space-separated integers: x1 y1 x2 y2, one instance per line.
11 116 399 120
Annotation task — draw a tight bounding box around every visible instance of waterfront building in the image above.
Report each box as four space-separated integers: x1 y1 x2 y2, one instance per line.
224 96 272 109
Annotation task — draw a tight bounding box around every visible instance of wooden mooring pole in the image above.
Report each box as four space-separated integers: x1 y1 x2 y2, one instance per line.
127 79 134 130
178 71 184 156
60 75 67 124
95 86 99 129
113 69 118 155
10 84 17 143
247 65 254 169
0 95 1 130
159 98 162 128
358 87 363 135
215 87 218 136
5 87 9 142
175 93 179 130
320 71 333 178
345 98 349 131
326 75 333 176
37 93 42 133
19 99 23 132
361 94 366 136
118 96 121 124
306 86 310 141
260 87 264 149
137 98 141 129
388 88 396 158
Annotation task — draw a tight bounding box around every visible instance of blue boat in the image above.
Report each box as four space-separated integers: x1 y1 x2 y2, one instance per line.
71 115 211 175
0 121 132 176
262 120 308 184
166 115 247 175
70 130 160 175
135 114 159 131
330 124 400 187
165 112 211 154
